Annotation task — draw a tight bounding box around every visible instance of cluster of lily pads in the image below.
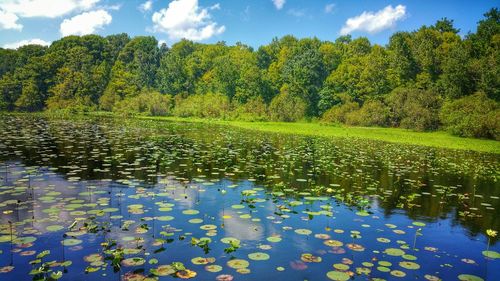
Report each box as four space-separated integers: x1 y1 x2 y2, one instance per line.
0 114 498 281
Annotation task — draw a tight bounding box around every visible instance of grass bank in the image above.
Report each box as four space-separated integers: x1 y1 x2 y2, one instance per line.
138 116 500 154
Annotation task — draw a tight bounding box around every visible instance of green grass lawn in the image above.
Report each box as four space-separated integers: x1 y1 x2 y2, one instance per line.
138 116 500 154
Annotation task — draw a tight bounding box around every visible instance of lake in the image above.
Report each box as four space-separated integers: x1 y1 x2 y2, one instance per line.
0 114 499 281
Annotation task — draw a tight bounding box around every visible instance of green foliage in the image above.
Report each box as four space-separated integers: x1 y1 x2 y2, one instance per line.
268 86 307 122
114 90 173 116
345 100 390 127
387 87 442 131
231 96 268 121
440 92 499 139
321 100 359 124
0 73 21 110
173 93 230 119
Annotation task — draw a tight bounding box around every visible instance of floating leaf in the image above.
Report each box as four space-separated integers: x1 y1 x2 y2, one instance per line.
248 252 270 261
326 270 350 281
227 259 249 269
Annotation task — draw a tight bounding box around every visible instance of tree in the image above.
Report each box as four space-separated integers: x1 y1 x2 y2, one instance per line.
432 18 460 34
281 46 326 116
268 85 307 122
437 42 473 99
387 32 418 87
100 61 139 110
386 87 442 131
0 73 21 110
440 92 499 139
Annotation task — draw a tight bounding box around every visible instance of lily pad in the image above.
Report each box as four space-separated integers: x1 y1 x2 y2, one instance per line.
482 250 500 259
326 270 350 281
227 259 249 269
399 261 420 270
61 239 82 246
248 252 270 261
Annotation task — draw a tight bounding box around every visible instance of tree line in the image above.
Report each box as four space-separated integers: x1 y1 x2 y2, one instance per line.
0 8 498 139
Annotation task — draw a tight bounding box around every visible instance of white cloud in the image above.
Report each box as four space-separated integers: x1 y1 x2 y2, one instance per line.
0 0 100 18
152 0 225 41
340 4 406 35
60 9 111 36
272 0 285 10
139 0 153 13
0 9 22 30
325 3 335 14
3 38 50 49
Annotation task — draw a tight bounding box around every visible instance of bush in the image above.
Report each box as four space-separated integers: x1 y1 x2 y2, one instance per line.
173 93 230 119
345 100 390 126
114 90 173 116
386 87 442 131
46 96 96 113
321 101 359 124
232 96 268 121
268 89 306 122
440 92 499 139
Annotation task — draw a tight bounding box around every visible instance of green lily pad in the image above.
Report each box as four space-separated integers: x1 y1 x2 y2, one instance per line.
122 257 146 267
326 270 350 281
266 236 282 243
384 248 405 256
391 270 407 278
61 239 82 246
188 218 203 224
205 265 222 272
221 237 240 244
482 250 500 259
156 216 174 221
458 274 485 281
248 252 270 261
183 209 199 215
151 265 175 276
333 263 349 270
399 261 420 270
46 225 64 232
294 229 312 235
227 259 249 269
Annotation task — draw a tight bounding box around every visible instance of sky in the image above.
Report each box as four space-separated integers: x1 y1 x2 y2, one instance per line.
0 0 497 49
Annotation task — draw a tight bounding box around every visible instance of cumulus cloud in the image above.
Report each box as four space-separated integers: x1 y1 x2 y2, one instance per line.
0 0 100 18
340 4 406 35
325 3 335 14
3 38 50 49
272 0 285 10
60 9 112 36
0 9 22 30
139 0 153 13
152 0 225 41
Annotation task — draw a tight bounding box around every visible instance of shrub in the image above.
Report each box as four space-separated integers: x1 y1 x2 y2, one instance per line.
440 92 499 139
114 91 173 116
345 100 390 126
268 90 306 122
386 87 442 131
232 96 268 121
321 101 359 124
173 93 230 119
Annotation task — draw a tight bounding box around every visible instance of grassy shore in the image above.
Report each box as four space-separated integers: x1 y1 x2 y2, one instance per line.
138 116 500 154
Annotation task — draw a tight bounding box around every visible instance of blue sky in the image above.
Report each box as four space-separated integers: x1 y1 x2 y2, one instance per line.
0 0 497 49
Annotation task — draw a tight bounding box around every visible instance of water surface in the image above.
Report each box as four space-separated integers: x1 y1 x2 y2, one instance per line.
0 115 499 281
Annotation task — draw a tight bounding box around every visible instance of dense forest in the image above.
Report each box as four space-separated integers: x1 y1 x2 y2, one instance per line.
0 8 499 139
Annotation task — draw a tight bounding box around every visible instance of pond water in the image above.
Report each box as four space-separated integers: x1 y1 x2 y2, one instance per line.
0 114 499 281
